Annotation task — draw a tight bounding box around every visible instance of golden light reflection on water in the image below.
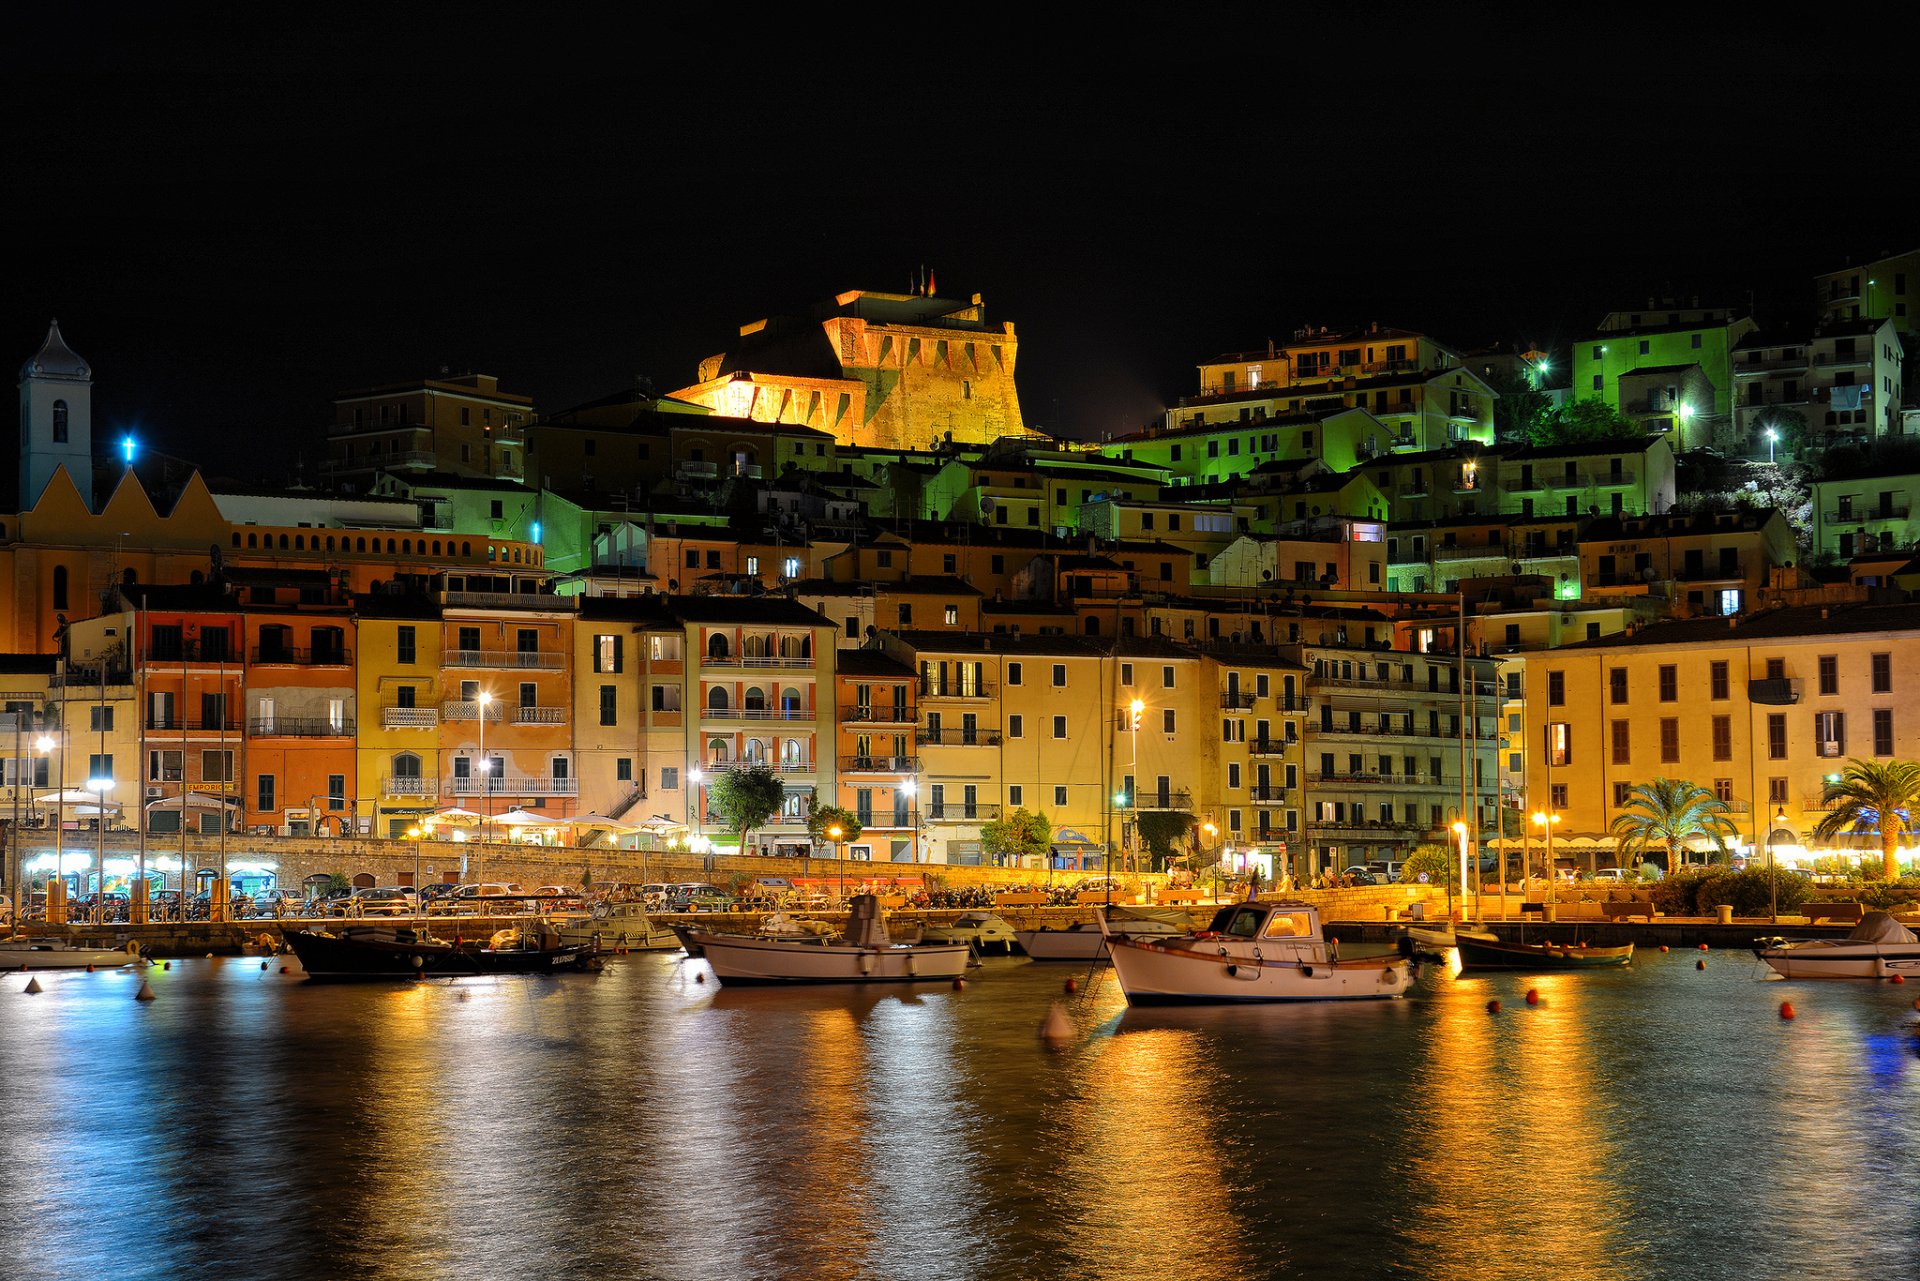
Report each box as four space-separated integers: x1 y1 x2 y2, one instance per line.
1058 1022 1253 1280
1404 972 1638 1281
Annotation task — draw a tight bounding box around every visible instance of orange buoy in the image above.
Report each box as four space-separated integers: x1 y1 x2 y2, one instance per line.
1659 945 1670 953
1699 943 1710 952
162 961 171 971
1525 988 1539 1005
1780 1001 1797 1020
1064 978 1078 993
85 964 94 973
1486 999 1501 1013
952 977 965 990
1892 974 1906 985
1696 959 1707 970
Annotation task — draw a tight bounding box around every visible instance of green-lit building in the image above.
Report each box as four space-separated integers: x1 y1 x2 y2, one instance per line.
1571 302 1756 448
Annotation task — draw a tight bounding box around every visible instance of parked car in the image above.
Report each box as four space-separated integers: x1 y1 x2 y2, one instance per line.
667 883 734 912
439 883 528 915
418 883 463 908
1342 866 1386 885
251 888 306 917
1593 868 1630 884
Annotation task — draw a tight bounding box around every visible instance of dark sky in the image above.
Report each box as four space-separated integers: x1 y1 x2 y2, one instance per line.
8 10 1914 484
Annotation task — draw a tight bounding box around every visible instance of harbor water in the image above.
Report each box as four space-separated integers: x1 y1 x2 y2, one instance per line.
2 947 1918 1280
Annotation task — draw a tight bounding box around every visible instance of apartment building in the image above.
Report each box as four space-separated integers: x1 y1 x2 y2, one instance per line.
1572 303 1757 447
1732 319 1904 451
1578 509 1797 618
325 373 534 490
833 649 920 862
1810 468 1920 560
1528 602 1920 867
1815 250 1920 337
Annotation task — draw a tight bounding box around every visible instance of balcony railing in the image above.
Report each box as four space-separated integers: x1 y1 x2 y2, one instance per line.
1248 738 1293 756
924 803 1002 823
382 776 439 798
1220 692 1255 709
145 718 242 733
448 775 580 797
441 701 505 722
444 649 565 670
1434 543 1507 561
915 728 1002 746
1676 560 1745 582
1827 507 1910 523
1748 678 1800 705
840 705 916 724
1247 786 1291 803
513 706 566 725
839 755 915 772
442 591 566 611
382 707 439 729
702 654 816 669
917 679 994 699
249 645 352 666
701 706 815 721
247 717 351 738
699 759 817 774
142 641 241 664
1118 789 1193 811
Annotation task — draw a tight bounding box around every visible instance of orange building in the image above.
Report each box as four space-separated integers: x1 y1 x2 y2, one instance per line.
833 650 920 862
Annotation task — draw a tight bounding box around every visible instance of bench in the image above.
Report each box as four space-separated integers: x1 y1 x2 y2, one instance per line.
1805 902 1864 924
994 892 1049 908
1601 901 1659 921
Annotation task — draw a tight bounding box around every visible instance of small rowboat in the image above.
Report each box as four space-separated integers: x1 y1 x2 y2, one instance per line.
1454 932 1633 971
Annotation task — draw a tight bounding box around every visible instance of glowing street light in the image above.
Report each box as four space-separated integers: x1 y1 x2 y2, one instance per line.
1766 427 1779 463
1451 820 1471 912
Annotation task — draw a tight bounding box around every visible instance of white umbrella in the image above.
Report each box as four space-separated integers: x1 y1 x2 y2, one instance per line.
489 808 571 828
145 792 237 812
575 813 641 833
430 806 486 825
36 789 113 806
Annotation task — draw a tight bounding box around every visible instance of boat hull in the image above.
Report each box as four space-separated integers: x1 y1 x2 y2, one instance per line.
558 908 679 952
0 941 136 970
285 929 481 979
1454 935 1633 971
687 930 971 985
1106 937 1410 1003
1015 923 1184 961
1758 943 1920 980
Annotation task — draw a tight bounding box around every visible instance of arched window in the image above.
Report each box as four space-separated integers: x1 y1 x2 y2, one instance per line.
706 687 730 711
391 752 421 780
52 564 68 610
230 533 240 548
1084 617 1101 635
487 545 495 561
780 686 801 713
462 541 471 557
707 738 729 763
278 534 288 550
325 536 335 552
432 540 441 556
51 400 68 443
744 633 768 658
402 539 411 554
294 535 305 550
247 533 257 548
707 633 730 660
743 686 766 711
782 738 803 765
743 738 766 763
386 539 396 554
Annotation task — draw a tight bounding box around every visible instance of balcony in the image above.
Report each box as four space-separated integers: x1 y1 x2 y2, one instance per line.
1675 560 1745 583
1220 691 1255 709
1248 738 1293 756
1815 351 1871 367
925 803 1002 823
249 645 353 666
701 705 815 722
918 679 994 699
699 759 817 774
840 704 916 724
1309 818 1427 837
1247 786 1291 803
445 649 565 671
1748 678 1801 705
678 461 719 480
850 812 920 830
1118 788 1193 811
442 591 566 611
513 706 566 725
1735 352 1810 375
441 701 505 723
141 641 241 664
915 728 1002 746
145 718 242 734
702 654 816 669
448 775 580 797
1827 507 1910 523
383 706 439 729
839 755 915 773
382 776 439 799
1434 543 1507 561
247 717 351 738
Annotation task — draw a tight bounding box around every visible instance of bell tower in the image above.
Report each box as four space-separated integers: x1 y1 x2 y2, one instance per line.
19 319 93 510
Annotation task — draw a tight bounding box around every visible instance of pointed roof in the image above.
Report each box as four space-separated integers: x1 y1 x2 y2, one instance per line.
20 320 91 382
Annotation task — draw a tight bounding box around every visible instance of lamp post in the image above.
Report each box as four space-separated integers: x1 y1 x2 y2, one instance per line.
87 776 113 921
1769 808 1788 924
1533 809 1560 910
901 778 918 864
1202 820 1218 893
472 690 493 879
688 767 704 842
1677 402 1695 452
36 734 60 917
828 823 844 905
1451 820 1470 921
1766 427 1779 464
1127 697 1144 877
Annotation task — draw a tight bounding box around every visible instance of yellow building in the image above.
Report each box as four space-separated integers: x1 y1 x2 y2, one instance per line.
572 596 691 829
1528 602 1920 870
354 598 446 837
325 373 533 490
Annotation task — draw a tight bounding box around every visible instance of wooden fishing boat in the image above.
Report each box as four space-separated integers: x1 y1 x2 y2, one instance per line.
1453 931 1633 971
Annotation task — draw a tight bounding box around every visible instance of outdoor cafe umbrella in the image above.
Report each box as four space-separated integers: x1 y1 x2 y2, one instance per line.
428 806 486 825
572 812 640 848
36 789 116 807
487 808 571 844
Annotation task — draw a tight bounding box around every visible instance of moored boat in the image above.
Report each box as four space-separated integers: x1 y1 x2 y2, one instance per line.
557 900 679 952
286 926 481 979
1016 908 1188 961
1756 911 1920 980
471 923 601 974
1453 932 1633 971
1103 901 1411 1004
920 911 1020 954
0 937 139 970
687 895 970 986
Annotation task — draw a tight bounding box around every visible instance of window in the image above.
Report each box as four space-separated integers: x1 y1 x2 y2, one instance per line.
944 605 958 626
599 685 617 727
257 775 275 811
1659 718 1679 763
328 775 347 810
1052 715 1067 738
745 555 760 576
52 565 67 611
1121 663 1133 687
1874 708 1894 756
1007 662 1022 686
1711 716 1731 761
1609 669 1628 704
616 758 632 782
1610 720 1630 765
594 634 623 673
1710 660 1729 700
1054 785 1068 807
1162 709 1176 734
783 557 801 579
1873 653 1892 694
1816 711 1846 756
1051 664 1066 687
1008 714 1023 738
1613 781 1632 808
89 705 113 732
1769 777 1789 804
1768 714 1787 759
200 750 232 783
1551 783 1568 809
661 766 679 791
1658 665 1677 701
1162 665 1175 689
1818 655 1838 696
1713 778 1733 803
1547 671 1564 706
1547 722 1571 766
51 399 68 442
1008 785 1022 807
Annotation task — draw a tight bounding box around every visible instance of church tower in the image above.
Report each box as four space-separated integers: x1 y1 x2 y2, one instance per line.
19 319 93 511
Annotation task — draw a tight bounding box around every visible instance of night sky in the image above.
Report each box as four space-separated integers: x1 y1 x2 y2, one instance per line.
8 10 1913 484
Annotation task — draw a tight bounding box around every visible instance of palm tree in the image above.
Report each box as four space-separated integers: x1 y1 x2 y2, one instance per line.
1811 758 1920 881
1609 778 1739 873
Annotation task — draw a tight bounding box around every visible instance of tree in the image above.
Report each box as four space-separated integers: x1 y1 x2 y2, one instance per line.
1609 778 1739 873
1525 397 1643 448
807 804 863 850
1135 810 1196 871
1485 366 1552 444
981 807 1051 868
1811 758 1920 882
706 765 785 856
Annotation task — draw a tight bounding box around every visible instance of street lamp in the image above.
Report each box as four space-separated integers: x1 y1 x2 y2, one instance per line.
1676 402 1695 451
1769 808 1788 923
1766 428 1779 464
688 766 705 841
1451 820 1470 919
35 734 62 917
828 823 844 904
900 778 918 864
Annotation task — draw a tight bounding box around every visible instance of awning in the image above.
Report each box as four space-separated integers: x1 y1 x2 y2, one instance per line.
146 792 239 812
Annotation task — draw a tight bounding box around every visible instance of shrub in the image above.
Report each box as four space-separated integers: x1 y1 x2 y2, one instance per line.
1398 843 1453 886
1858 880 1920 911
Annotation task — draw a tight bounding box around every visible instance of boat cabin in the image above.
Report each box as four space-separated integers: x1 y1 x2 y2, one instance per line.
1202 902 1323 941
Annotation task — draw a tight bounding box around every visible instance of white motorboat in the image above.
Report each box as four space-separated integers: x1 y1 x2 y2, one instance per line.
686 895 970 986
920 911 1020 954
1756 911 1920 979
557 900 680 952
1103 901 1411 1004
0 937 140 970
1016 908 1189 961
